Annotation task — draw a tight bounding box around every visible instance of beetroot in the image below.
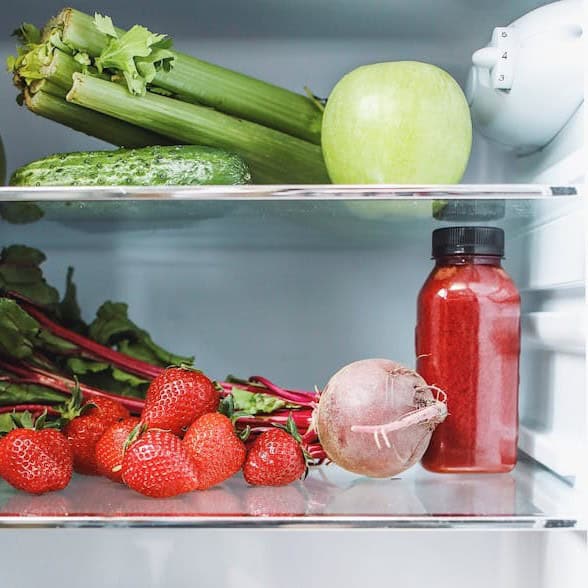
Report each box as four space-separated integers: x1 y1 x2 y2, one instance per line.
316 358 447 478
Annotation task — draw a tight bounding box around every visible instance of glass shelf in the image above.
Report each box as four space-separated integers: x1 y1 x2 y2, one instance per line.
0 185 582 249
0 455 579 529
0 184 578 201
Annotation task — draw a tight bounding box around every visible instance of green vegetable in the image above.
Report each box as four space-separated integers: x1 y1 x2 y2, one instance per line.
321 61 472 183
0 244 191 401
8 11 328 183
0 381 66 406
230 387 289 415
57 9 323 143
66 74 328 184
25 88 174 148
0 246 60 308
88 301 193 367
10 145 252 187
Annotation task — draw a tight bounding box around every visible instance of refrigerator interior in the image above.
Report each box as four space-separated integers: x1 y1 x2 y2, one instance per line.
0 0 585 586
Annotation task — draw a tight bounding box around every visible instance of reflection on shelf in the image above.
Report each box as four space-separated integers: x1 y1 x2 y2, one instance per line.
0 188 582 250
0 456 577 529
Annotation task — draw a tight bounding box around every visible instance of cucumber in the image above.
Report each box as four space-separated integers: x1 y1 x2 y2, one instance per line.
9 145 252 187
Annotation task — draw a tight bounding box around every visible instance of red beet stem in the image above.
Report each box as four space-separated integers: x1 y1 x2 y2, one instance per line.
218 379 315 408
0 359 145 414
249 375 317 405
235 412 312 429
0 404 60 416
11 296 162 380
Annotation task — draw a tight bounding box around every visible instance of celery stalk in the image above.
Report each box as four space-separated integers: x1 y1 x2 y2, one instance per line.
57 8 323 144
39 48 82 91
67 73 329 184
26 90 173 148
30 79 68 99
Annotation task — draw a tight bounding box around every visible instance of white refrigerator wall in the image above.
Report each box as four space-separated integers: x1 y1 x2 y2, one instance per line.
0 529 585 588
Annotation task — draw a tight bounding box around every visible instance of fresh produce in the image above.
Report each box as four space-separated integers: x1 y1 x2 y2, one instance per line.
321 61 472 183
0 243 450 496
183 412 246 490
63 414 111 475
243 425 307 487
82 396 131 424
66 73 328 184
24 87 174 149
121 429 200 498
315 358 447 477
95 417 140 483
0 245 191 418
8 13 328 184
45 9 322 144
61 387 130 475
10 145 252 187
0 412 73 494
141 366 219 436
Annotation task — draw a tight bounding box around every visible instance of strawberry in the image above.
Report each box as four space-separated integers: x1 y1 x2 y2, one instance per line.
122 429 200 498
63 416 109 475
95 417 141 483
61 383 130 476
183 413 246 490
243 424 306 487
141 366 219 436
83 396 130 423
0 413 73 495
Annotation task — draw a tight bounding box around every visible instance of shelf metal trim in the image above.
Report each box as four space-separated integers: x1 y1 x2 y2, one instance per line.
0 184 579 202
0 515 577 530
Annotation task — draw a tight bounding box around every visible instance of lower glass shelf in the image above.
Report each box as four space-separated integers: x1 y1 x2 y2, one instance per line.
0 455 578 529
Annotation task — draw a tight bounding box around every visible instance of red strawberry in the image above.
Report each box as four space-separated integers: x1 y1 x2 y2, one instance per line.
122 429 200 498
183 413 246 490
141 366 219 436
63 416 108 475
61 385 130 476
95 417 141 483
243 427 306 487
84 396 130 423
0 425 73 495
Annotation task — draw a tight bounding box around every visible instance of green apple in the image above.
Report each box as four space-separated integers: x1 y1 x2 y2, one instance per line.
321 61 472 184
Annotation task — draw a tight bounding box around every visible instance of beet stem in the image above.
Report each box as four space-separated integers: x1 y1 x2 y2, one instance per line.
0 404 60 416
249 375 316 405
12 296 162 380
0 358 145 414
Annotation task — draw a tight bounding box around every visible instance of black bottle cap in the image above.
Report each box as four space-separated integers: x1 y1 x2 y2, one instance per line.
432 226 504 258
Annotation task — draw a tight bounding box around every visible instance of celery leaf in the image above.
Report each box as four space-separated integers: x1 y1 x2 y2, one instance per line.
94 13 118 39
94 22 175 96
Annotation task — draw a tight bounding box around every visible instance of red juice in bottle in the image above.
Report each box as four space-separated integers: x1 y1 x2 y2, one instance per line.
416 226 520 473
